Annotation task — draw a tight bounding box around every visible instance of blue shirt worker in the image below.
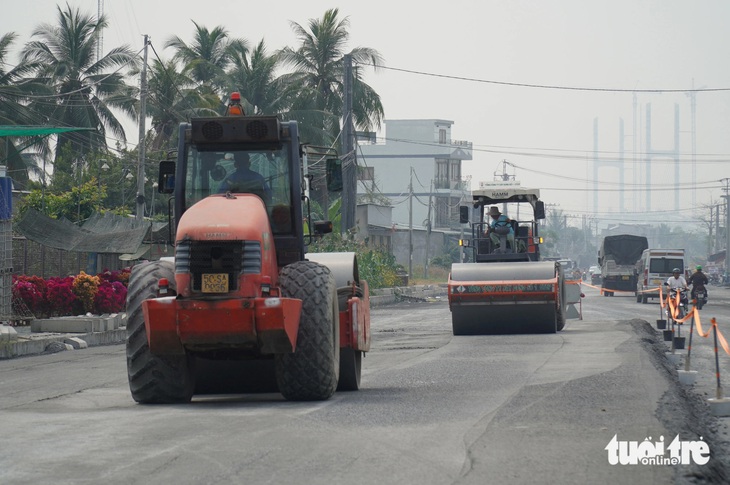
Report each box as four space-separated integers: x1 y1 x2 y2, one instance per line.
486 206 514 250
219 152 272 204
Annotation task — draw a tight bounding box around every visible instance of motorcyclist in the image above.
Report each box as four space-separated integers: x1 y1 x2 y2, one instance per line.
664 268 688 306
688 265 709 303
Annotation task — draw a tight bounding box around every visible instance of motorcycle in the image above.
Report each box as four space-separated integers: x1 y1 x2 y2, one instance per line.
667 287 688 321
692 285 708 310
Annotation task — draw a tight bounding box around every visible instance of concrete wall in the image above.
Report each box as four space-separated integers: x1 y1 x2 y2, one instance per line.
392 229 447 271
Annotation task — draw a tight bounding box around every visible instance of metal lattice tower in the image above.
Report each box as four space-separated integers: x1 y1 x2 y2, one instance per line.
644 103 680 212
592 118 625 214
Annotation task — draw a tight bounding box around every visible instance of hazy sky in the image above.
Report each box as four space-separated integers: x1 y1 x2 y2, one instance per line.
2 1 729 227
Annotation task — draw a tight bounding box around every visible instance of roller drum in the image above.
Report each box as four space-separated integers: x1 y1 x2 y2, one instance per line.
448 261 562 335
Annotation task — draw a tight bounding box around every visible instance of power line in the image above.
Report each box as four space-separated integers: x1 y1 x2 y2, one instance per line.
356 62 730 93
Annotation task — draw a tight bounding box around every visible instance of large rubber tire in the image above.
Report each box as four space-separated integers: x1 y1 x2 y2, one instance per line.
337 348 362 391
452 317 470 336
556 266 566 332
126 261 195 404
336 287 363 391
276 261 339 401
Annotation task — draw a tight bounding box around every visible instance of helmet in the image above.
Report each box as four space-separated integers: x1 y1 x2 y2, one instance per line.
696 265 702 271
672 268 681 273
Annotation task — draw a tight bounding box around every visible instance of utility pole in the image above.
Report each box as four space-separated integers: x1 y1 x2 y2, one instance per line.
720 178 730 282
424 180 433 279
494 159 515 214
408 167 413 281
341 54 356 234
709 203 714 256
136 34 149 220
717 204 721 255
408 167 413 278
96 0 104 62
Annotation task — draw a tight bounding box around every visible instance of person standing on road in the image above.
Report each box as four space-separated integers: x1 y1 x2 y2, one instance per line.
688 265 709 302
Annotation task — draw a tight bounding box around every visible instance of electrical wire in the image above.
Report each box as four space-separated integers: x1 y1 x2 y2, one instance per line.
355 62 730 93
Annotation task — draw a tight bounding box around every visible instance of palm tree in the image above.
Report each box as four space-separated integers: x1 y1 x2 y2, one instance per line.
143 58 218 152
227 39 293 116
0 32 52 187
278 9 384 215
20 4 138 176
165 22 247 98
278 8 385 143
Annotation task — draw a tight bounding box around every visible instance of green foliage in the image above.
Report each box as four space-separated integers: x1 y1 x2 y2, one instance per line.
20 179 106 223
308 234 401 289
430 254 454 269
431 240 462 269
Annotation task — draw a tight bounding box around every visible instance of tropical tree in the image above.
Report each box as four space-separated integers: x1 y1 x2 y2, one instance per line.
143 58 218 152
227 39 293 115
165 21 247 98
278 8 384 216
278 8 385 143
0 32 51 187
20 4 139 175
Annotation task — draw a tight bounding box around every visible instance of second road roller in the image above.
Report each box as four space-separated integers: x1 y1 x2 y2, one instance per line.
447 184 567 335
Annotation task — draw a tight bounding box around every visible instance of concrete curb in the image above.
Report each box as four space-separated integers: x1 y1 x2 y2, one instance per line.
370 284 448 306
1 285 447 359
0 328 127 360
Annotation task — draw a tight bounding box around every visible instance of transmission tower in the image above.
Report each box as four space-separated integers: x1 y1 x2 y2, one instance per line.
592 118 625 214
644 103 680 212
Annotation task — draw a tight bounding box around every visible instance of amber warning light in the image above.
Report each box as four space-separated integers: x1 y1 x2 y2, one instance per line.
227 92 244 116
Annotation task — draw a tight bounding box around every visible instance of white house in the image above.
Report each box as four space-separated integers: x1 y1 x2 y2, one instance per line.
356 119 473 232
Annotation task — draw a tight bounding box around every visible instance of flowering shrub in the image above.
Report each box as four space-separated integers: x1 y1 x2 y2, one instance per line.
72 272 101 313
45 277 79 317
12 275 47 316
13 268 132 318
94 281 127 314
97 268 131 286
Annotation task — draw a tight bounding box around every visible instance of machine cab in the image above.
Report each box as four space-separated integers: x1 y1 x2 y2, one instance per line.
157 114 307 267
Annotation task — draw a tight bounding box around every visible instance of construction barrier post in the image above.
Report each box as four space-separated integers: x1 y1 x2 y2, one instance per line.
712 318 724 400
656 287 667 329
685 313 694 371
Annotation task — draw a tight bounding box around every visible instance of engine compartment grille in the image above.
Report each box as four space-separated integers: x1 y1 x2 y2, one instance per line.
176 240 262 292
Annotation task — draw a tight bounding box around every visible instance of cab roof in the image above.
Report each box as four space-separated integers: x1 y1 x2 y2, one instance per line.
471 184 541 206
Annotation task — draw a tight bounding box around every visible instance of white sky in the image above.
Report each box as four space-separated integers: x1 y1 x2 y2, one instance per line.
2 0 730 226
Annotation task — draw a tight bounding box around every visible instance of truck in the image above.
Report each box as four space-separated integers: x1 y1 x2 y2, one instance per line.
634 248 685 303
125 95 371 403
447 185 569 335
598 234 648 296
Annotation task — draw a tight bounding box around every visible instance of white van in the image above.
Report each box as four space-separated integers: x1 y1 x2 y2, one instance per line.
635 249 685 303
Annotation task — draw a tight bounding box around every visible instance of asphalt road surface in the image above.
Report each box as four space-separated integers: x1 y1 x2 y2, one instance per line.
1 286 729 484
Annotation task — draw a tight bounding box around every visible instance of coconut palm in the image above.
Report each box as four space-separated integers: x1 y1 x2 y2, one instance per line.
143 58 218 152
165 22 247 98
0 32 53 187
227 39 295 116
20 4 138 170
278 8 385 144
